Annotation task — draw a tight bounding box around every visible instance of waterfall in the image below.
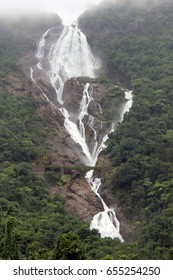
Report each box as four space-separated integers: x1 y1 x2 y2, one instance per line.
31 21 133 241
85 170 124 241
47 22 98 105
85 91 133 242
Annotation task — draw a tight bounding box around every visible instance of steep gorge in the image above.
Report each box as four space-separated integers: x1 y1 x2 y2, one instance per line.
1 0 173 260
28 19 133 240
0 8 135 243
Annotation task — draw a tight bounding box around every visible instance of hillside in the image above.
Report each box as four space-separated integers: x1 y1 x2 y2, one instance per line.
79 0 173 259
0 11 132 260
1 0 173 260
0 13 89 260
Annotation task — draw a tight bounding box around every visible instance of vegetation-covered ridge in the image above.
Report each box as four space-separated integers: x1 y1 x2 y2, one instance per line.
1 0 173 259
0 13 136 260
79 0 173 259
0 92 138 260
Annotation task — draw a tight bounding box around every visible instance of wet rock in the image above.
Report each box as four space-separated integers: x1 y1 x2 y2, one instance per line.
62 77 112 154
32 66 58 103
64 178 103 224
62 78 84 115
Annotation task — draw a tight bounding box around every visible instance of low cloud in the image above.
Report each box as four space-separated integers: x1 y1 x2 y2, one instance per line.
0 0 101 24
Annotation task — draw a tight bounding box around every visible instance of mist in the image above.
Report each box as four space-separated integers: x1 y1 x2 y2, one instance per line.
0 0 171 24
100 0 172 7
0 0 101 25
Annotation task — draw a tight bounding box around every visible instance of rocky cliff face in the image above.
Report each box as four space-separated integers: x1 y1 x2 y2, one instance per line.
62 77 117 153
18 42 130 232
29 74 136 239
1 13 135 240
64 177 103 224
5 64 108 225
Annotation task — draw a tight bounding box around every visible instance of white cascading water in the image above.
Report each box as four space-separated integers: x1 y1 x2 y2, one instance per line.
31 21 133 241
47 22 97 105
86 90 133 241
36 28 53 69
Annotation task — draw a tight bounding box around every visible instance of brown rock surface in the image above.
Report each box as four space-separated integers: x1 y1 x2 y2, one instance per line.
6 22 133 235
64 178 103 224
62 77 113 153
30 82 86 166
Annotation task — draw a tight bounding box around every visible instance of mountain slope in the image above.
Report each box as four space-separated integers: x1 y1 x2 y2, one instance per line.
79 0 173 259
0 12 130 260
0 13 92 260
1 0 173 259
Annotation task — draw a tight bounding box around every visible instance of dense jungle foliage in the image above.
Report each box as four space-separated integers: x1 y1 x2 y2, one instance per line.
1 0 173 260
0 91 138 260
0 12 134 261
80 0 173 259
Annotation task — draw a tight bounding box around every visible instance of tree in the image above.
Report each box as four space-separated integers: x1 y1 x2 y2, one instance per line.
2 216 20 260
53 233 85 260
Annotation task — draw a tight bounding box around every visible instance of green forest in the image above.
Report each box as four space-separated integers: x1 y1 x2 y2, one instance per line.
80 0 173 259
1 0 173 259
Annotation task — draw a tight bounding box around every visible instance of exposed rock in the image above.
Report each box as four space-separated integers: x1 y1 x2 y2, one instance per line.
62 78 106 115
64 178 103 224
88 100 100 116
32 66 58 103
3 60 129 236
7 18 131 235
62 77 113 153
62 78 84 116
31 87 86 166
